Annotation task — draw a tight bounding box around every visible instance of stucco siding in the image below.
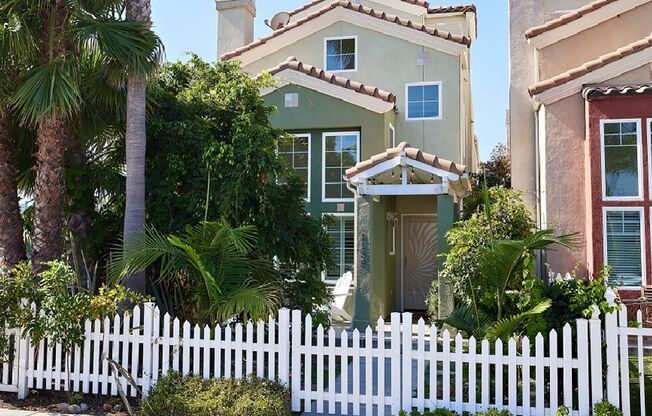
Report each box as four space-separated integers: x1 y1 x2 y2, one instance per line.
538 2 652 80
543 94 588 275
243 21 462 162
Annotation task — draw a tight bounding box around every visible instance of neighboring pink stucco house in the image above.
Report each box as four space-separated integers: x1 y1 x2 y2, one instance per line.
509 0 652 298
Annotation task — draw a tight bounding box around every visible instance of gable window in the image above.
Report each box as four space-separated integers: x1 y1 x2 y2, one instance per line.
278 134 311 200
406 82 442 120
601 119 642 200
325 36 357 72
603 208 644 287
324 214 355 282
323 132 360 202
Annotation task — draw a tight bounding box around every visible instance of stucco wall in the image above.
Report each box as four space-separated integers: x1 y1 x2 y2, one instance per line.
243 21 462 163
543 94 589 275
538 2 652 80
509 0 590 217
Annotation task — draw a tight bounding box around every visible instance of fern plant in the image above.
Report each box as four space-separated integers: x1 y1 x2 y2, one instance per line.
109 220 282 323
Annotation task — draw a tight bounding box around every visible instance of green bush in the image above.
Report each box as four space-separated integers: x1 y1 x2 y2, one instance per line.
139 372 291 416
555 406 570 416
428 187 535 320
593 400 623 416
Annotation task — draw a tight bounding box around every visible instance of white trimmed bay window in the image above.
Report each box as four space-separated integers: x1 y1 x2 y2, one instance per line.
603 208 644 287
601 119 642 200
322 132 360 202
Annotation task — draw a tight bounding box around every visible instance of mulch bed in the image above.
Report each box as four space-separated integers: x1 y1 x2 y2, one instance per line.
0 390 133 415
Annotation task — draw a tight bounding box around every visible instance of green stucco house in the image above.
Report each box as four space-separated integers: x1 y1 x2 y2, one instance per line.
217 0 478 325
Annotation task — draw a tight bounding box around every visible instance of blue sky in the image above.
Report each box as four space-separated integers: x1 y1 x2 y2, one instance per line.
151 1 508 161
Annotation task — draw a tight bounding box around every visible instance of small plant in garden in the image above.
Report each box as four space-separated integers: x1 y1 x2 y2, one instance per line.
554 406 570 416
593 400 623 416
110 220 282 323
138 372 291 416
396 408 512 416
434 181 575 340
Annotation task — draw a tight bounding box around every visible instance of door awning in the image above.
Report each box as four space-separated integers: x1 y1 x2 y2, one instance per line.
345 142 471 198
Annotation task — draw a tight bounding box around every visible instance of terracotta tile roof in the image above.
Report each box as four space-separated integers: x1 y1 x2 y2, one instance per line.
583 84 652 99
428 4 477 14
287 0 431 16
528 34 652 96
263 57 397 104
525 0 619 39
222 1 471 61
345 141 466 179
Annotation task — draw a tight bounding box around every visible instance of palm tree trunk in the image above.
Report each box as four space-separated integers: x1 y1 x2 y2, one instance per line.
0 110 26 269
32 114 67 272
123 0 151 294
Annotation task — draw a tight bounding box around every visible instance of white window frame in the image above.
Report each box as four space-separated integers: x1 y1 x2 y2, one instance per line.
278 133 311 202
602 206 646 289
322 131 360 203
405 81 443 121
321 212 355 283
324 35 358 73
389 123 396 148
600 118 643 201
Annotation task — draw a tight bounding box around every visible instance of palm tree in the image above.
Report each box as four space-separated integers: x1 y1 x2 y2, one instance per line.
4 0 161 271
109 221 282 322
123 0 153 294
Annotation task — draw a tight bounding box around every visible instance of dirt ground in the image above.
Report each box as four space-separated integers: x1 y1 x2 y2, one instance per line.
0 391 132 415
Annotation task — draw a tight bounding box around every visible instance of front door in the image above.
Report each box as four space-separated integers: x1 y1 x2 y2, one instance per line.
402 215 438 311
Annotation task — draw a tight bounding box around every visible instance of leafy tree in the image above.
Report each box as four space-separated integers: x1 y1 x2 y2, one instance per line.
110 221 282 323
144 57 333 322
463 143 511 219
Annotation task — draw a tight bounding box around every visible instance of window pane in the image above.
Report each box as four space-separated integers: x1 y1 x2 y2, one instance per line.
294 152 308 168
325 38 356 71
423 85 439 101
408 85 423 102
407 84 441 119
603 121 640 198
605 210 642 286
326 216 355 281
278 135 310 199
323 134 359 200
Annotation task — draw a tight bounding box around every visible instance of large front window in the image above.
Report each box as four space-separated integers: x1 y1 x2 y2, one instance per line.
325 214 354 282
323 132 359 202
601 120 641 199
325 37 356 72
604 209 644 287
278 134 310 200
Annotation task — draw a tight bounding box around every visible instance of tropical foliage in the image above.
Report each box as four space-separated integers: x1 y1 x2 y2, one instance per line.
110 220 282 323
144 57 333 324
431 183 575 340
463 143 511 219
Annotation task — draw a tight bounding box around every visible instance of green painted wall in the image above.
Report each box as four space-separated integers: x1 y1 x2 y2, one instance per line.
245 21 462 162
264 84 394 216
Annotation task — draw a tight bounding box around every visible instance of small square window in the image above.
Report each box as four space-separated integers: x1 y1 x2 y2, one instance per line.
406 83 441 120
284 93 299 108
325 37 357 72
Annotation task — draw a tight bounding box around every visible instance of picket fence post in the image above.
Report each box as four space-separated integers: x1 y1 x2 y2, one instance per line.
402 312 413 412
141 302 155 396
604 298 620 407
16 299 29 400
278 309 290 386
588 306 603 407
290 310 302 412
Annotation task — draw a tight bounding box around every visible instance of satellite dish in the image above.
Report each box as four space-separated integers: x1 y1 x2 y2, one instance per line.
265 12 291 31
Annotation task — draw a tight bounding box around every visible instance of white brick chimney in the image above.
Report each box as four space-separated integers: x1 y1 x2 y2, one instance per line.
216 0 256 59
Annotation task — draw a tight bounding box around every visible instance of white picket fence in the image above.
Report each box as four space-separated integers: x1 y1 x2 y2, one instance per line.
0 302 649 416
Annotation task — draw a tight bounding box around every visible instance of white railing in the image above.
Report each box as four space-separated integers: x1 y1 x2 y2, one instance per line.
0 303 649 415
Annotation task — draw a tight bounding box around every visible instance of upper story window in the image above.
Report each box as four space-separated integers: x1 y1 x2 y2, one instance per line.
601 119 642 200
278 134 311 201
406 82 442 120
323 132 360 202
325 36 357 72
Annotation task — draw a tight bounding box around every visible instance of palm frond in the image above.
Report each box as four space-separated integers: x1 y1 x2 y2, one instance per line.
486 299 551 340
11 60 81 125
438 304 492 338
213 283 281 323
